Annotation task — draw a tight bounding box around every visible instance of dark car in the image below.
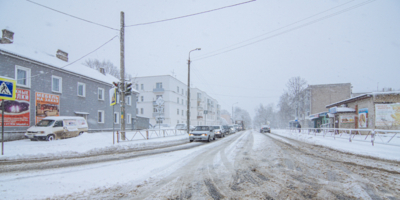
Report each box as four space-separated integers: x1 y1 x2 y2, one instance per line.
260 125 270 133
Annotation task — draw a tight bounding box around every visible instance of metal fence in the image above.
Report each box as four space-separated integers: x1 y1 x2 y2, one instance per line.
287 127 400 146
114 129 187 143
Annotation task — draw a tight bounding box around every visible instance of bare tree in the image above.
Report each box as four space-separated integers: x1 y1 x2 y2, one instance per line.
83 58 133 80
253 103 276 128
285 77 307 119
233 107 252 128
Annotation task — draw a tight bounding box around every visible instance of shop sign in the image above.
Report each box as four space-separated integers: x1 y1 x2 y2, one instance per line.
0 89 30 126
309 114 319 119
358 108 368 128
329 107 337 114
375 104 400 127
340 115 355 124
35 92 60 123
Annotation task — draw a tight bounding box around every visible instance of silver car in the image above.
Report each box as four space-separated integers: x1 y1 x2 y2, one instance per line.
189 126 215 142
212 125 226 138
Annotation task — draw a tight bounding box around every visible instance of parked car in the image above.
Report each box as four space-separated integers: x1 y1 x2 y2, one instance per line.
175 123 195 131
25 116 88 141
152 124 172 129
189 126 215 142
212 125 226 138
260 125 271 133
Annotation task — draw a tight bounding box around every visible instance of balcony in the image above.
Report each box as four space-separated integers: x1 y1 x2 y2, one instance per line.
153 88 164 93
197 106 203 111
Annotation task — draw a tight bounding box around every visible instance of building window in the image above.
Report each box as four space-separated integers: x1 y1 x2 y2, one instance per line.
182 99 184 105
135 84 139 90
182 110 184 116
15 65 31 88
127 96 131 105
141 84 144 90
182 89 184 95
98 110 105 123
114 112 119 124
156 95 163 99
156 82 163 88
177 97 179 104
136 109 138 115
141 108 144 114
98 88 104 100
177 109 179 115
177 86 179 93
77 82 86 97
141 96 144 102
52 75 62 93
127 114 131 124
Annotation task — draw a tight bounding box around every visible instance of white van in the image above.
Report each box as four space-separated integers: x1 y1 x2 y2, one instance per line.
25 116 88 141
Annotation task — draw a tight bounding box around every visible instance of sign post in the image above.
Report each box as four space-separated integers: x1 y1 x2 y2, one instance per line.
0 77 16 155
110 88 117 144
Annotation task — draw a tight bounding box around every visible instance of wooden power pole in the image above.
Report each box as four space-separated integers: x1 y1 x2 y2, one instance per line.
120 11 126 140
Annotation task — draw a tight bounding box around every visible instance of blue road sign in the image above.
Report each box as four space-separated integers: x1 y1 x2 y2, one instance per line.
0 77 16 100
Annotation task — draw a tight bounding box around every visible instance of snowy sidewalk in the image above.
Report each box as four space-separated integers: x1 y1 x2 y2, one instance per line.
272 129 400 162
0 131 190 161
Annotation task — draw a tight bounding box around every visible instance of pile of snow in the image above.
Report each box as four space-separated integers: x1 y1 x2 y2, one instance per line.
272 129 400 162
0 131 189 161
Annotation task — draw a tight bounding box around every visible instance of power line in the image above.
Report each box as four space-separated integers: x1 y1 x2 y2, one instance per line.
193 0 375 61
197 0 356 58
26 0 119 31
24 35 119 81
125 0 256 27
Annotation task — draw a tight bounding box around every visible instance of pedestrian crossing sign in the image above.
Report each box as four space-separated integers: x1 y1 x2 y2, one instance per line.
0 77 16 100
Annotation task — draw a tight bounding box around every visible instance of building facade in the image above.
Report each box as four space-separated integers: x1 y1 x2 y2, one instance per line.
0 29 138 140
134 75 220 127
326 92 400 130
301 83 352 128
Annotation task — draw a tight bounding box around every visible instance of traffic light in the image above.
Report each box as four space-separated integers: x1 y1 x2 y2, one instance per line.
125 82 132 95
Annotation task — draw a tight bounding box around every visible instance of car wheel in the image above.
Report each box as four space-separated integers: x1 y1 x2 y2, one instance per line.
47 134 55 141
207 136 211 142
189 140 193 142
79 132 83 135
30 139 37 141
213 135 216 140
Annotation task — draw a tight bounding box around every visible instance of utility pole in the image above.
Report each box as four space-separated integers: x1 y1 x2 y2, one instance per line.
120 11 126 140
187 48 201 134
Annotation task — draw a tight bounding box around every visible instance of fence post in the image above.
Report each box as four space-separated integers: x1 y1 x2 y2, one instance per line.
163 130 165 137
117 131 119 143
146 130 149 140
349 130 352 142
371 130 375 146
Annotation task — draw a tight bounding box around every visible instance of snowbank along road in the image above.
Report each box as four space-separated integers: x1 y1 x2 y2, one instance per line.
1 130 400 199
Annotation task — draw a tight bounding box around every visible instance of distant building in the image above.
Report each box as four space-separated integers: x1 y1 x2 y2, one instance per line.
301 83 352 128
134 75 220 127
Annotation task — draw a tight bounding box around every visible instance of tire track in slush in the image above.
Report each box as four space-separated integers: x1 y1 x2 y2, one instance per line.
127 131 248 199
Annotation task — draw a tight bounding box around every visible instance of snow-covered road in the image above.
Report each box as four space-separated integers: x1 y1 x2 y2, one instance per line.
1 130 400 199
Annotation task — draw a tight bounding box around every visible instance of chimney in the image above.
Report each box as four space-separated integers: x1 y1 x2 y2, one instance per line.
56 49 68 62
99 67 106 75
1 29 14 44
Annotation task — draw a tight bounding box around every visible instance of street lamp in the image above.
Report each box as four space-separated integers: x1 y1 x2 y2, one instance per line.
232 102 238 124
187 48 201 134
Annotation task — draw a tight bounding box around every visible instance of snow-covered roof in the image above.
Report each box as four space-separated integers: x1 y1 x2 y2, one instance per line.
0 38 137 94
326 91 400 108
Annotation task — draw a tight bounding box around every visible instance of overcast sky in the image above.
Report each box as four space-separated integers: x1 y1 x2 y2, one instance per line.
1 0 399 117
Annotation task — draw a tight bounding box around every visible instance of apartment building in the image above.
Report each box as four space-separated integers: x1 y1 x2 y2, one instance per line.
191 88 220 126
135 75 220 127
0 29 139 140
135 75 189 126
